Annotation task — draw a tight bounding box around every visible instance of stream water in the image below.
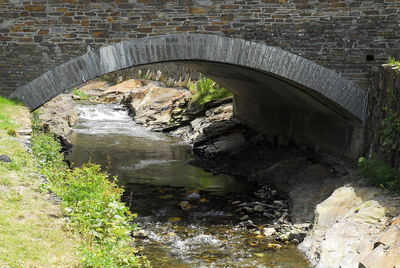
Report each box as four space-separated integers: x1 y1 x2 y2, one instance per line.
68 103 310 268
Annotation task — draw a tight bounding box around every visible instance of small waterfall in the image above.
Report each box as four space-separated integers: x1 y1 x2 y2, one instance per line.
73 103 164 140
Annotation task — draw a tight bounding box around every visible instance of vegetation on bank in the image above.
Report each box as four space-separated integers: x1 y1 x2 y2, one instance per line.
359 57 400 192
189 77 232 108
31 112 150 267
388 56 400 69
72 88 94 100
0 96 80 266
358 157 400 192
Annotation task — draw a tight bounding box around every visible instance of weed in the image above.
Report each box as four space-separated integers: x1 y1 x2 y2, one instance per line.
31 114 149 267
388 56 400 68
358 157 400 192
72 88 94 100
189 77 232 109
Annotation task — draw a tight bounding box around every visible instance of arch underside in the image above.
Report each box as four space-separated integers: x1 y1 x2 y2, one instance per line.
10 34 366 158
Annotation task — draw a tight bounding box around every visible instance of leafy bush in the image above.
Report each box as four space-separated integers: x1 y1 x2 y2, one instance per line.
31 115 149 267
72 88 94 100
358 157 400 192
388 56 400 68
189 77 232 108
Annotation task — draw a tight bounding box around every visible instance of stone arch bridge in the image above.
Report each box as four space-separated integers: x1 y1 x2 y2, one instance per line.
2 0 399 158
11 34 364 158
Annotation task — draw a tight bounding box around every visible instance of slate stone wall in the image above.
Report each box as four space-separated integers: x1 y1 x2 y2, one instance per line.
0 0 399 96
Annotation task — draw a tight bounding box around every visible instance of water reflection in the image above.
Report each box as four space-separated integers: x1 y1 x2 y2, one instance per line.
68 103 310 267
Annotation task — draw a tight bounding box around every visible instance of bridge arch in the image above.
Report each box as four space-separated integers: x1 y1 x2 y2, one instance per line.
10 34 366 157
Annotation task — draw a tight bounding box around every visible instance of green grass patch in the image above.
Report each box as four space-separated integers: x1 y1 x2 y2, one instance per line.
0 99 80 267
0 96 23 135
72 88 95 100
31 113 150 267
358 157 400 192
189 77 232 109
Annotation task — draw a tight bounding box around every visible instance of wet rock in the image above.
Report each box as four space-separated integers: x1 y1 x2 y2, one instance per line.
274 211 281 218
0 154 11 163
278 233 289 242
263 212 274 218
240 215 249 221
186 192 201 201
123 80 190 131
289 229 306 243
132 229 149 239
267 243 282 250
239 220 257 229
273 200 284 206
263 227 277 237
244 207 254 213
292 238 300 245
253 204 265 213
232 201 241 205
178 201 193 210
279 211 289 222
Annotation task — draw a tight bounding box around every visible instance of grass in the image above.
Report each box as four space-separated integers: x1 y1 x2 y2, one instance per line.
31 112 150 267
189 77 232 109
0 96 80 267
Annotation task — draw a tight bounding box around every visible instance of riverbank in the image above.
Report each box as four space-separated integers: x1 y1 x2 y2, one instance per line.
0 97 80 267
39 76 400 267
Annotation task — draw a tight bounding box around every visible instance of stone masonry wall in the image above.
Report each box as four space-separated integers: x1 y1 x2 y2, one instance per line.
364 65 400 167
106 62 202 88
0 0 399 96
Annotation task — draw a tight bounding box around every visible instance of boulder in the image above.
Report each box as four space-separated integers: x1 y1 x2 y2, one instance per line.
0 154 11 163
299 185 400 268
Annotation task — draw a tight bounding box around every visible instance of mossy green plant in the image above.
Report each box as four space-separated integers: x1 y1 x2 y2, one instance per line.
72 88 94 100
189 77 232 109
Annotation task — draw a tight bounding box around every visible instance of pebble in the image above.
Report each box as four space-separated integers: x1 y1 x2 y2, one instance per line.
267 243 282 250
279 211 289 222
278 233 289 242
244 207 254 213
232 200 241 205
186 192 201 201
132 230 149 239
263 212 274 218
240 215 249 221
179 201 193 210
273 200 284 206
274 211 282 218
254 204 265 212
263 227 277 237
291 238 300 245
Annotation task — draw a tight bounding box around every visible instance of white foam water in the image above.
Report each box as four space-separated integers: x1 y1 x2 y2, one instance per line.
73 103 165 140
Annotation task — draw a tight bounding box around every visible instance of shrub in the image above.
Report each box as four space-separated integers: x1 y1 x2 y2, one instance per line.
189 77 232 108
31 114 149 267
358 157 400 192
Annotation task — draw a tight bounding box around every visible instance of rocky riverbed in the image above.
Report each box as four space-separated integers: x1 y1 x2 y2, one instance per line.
38 77 400 267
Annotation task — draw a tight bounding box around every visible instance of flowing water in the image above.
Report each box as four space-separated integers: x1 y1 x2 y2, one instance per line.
68 103 311 268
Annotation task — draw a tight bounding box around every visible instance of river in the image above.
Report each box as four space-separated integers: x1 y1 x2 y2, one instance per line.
68 102 310 268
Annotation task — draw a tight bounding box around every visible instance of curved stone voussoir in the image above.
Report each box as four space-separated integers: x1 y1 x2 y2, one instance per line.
11 33 365 121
